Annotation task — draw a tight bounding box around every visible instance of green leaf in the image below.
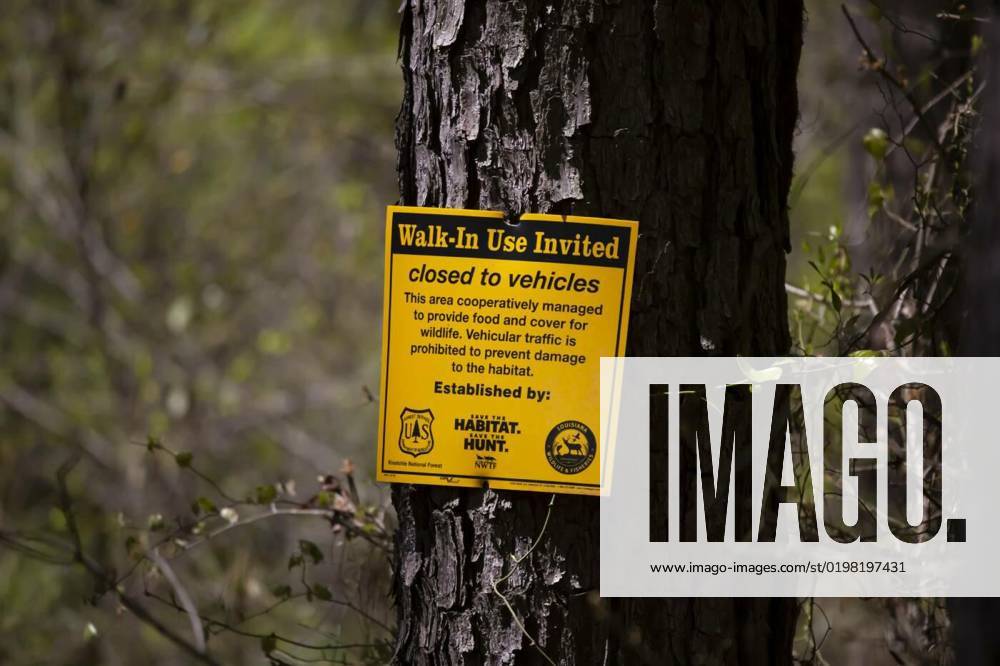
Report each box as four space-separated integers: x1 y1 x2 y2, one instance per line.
84 622 98 640
830 288 842 313
299 539 323 564
973 34 984 57
315 490 332 508
147 514 165 531
261 633 277 655
271 584 292 599
146 435 161 452
255 484 278 505
166 296 194 333
257 329 291 356
192 497 217 515
311 583 332 601
894 317 921 348
287 553 303 570
862 127 889 160
175 451 193 468
48 508 67 532
867 181 893 217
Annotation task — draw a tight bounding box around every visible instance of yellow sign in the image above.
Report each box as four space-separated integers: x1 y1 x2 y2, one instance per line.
376 206 637 495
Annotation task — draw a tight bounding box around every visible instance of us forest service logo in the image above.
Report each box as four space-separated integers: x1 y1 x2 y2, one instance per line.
545 420 596 474
399 408 435 457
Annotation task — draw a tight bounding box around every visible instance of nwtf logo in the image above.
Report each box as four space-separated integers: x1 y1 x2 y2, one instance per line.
599 358 992 598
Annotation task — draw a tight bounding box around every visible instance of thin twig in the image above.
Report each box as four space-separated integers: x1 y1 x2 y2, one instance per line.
149 548 206 654
491 494 557 666
144 590 382 653
841 5 955 176
885 71 977 159
785 283 872 309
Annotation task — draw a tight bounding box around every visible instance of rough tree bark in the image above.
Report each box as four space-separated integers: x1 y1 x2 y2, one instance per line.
392 1 803 663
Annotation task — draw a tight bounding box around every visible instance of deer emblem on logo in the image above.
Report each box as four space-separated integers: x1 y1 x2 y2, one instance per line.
559 431 587 457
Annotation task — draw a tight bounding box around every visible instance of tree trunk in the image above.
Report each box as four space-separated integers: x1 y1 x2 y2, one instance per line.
392 1 803 663
949 3 1000 664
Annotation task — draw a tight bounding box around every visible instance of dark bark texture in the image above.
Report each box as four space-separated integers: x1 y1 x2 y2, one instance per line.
950 3 1000 664
392 0 803 663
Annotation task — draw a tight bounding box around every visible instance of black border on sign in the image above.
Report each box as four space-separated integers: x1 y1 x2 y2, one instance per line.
380 211 632 489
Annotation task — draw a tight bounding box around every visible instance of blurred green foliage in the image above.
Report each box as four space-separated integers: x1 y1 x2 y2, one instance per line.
0 0 400 662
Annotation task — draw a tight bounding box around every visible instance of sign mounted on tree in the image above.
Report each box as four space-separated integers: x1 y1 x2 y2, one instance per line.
376 206 637 495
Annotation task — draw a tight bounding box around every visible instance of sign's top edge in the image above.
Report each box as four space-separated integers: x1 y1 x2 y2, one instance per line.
386 205 637 229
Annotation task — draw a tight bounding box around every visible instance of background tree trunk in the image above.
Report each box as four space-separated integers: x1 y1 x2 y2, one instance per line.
392 1 803 663
949 3 1000 664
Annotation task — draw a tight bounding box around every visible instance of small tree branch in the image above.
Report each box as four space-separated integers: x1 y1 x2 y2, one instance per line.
149 548 207 654
841 4 955 176
55 457 221 666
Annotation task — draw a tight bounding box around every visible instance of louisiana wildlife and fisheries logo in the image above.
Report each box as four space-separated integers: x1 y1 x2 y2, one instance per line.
399 407 434 457
545 420 596 474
